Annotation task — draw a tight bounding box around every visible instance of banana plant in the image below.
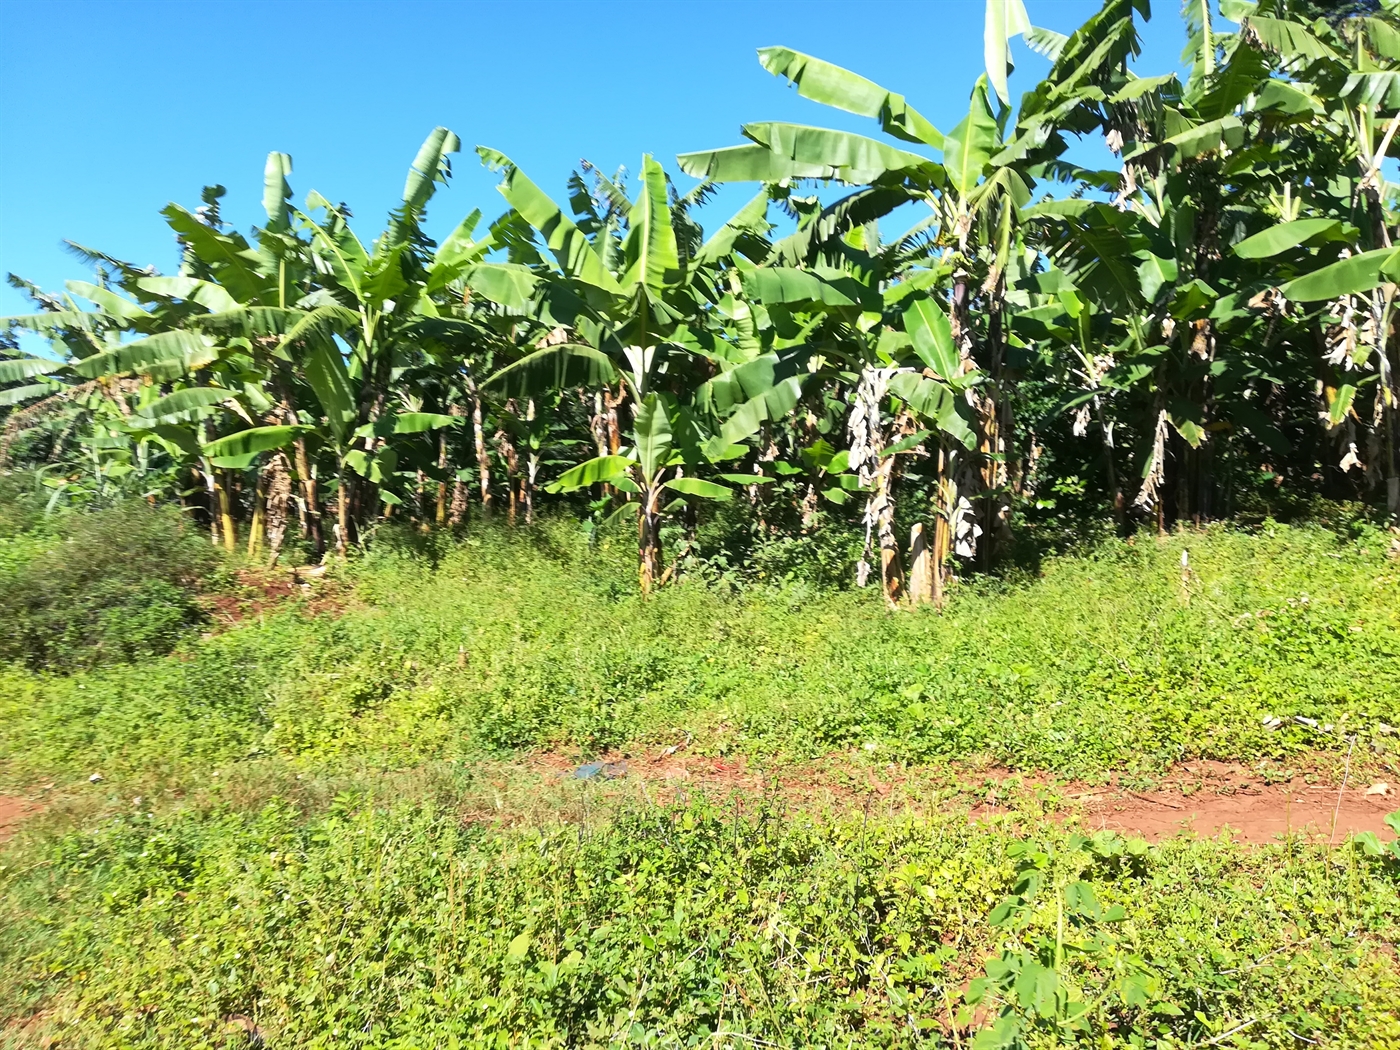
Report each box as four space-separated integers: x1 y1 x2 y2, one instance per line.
546 391 737 593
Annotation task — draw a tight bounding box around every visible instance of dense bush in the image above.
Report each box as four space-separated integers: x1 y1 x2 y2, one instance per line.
0 502 219 671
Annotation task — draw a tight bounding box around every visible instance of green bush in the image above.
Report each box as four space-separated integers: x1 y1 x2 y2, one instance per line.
0 503 219 671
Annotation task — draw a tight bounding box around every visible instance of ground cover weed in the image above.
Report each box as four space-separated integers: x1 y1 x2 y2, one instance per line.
2 520 1396 788
2 791 1398 1047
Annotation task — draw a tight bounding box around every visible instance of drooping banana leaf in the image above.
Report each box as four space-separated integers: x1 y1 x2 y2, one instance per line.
756 46 943 149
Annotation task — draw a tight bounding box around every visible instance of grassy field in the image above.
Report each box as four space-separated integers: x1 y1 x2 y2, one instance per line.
3 515 1400 1047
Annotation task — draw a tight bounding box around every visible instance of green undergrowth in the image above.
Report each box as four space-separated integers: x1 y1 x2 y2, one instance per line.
0 504 221 672
4 518 1400 1046
2 780 1398 1048
1 519 1398 790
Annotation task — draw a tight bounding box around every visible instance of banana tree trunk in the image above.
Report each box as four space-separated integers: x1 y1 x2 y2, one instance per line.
198 461 220 547
1092 396 1125 533
467 376 491 518
524 398 537 525
908 522 933 605
638 480 663 596
932 443 955 610
247 470 268 559
872 453 904 607
435 430 449 526
265 453 293 564
606 384 624 456
436 407 460 526
215 470 237 553
335 467 351 558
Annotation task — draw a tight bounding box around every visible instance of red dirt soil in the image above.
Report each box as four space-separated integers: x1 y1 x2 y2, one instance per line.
204 566 347 629
1055 759 1396 843
0 795 37 844
531 750 1399 845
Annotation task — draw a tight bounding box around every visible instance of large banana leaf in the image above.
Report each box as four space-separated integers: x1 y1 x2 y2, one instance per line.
1281 247 1400 302
203 425 301 467
147 424 203 458
1160 116 1246 161
1364 15 1400 61
621 156 682 296
1 310 95 332
663 477 732 501
392 412 459 434
478 148 623 296
72 330 212 378
943 79 999 197
985 0 1033 104
741 267 876 309
742 123 932 182
137 276 239 313
694 189 772 265
676 143 850 183
300 196 372 301
1344 71 1400 109
633 393 673 479
771 185 922 267
546 454 633 493
262 151 294 237
694 353 787 416
889 373 975 448
428 210 487 292
711 375 804 448
161 205 269 304
402 127 461 214
0 356 62 383
1243 14 1336 63
466 263 539 310
302 337 357 441
756 46 943 149
486 343 618 396
65 281 152 323
904 298 961 382
0 383 53 407
1232 218 1349 259
133 387 234 424
272 305 358 362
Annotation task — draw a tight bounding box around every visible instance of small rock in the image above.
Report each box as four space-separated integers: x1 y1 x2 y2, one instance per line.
1366 783 1391 797
88 772 103 783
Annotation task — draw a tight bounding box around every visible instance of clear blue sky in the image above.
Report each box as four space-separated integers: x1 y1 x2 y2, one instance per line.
0 0 1187 319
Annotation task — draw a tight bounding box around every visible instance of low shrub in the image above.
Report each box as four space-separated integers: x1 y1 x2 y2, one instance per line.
0 503 220 671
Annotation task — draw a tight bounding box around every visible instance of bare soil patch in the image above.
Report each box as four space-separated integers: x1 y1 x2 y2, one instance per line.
524 749 1398 845
204 566 348 629
1063 759 1396 843
0 795 38 844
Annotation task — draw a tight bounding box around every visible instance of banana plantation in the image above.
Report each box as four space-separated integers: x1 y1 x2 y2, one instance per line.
12 2 1400 1046
5 0 1400 597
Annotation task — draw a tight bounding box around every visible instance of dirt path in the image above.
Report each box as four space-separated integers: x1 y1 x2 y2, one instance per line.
0 795 36 844
1061 759 1395 843
529 751 1399 845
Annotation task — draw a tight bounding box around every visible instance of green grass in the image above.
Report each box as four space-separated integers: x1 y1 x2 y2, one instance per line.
3 518 1400 1047
2 519 1397 787
3 778 1399 1048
